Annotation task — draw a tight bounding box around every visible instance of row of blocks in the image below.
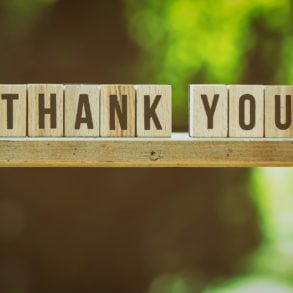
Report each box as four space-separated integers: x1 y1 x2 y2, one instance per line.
190 85 293 138
0 84 292 138
0 84 171 137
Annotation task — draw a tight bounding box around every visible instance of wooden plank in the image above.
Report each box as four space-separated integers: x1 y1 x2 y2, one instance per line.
28 84 64 137
65 85 100 137
100 85 136 137
265 86 293 137
135 85 172 137
189 84 228 137
0 133 292 167
0 85 27 137
229 85 264 137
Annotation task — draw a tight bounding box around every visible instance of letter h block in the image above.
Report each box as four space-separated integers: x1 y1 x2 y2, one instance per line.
135 85 172 137
28 84 64 137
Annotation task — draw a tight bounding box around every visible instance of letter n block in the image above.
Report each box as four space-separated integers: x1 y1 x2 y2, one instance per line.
0 85 27 136
65 85 100 137
189 85 228 137
135 85 171 137
28 84 63 137
100 85 135 137
229 85 264 137
265 86 293 137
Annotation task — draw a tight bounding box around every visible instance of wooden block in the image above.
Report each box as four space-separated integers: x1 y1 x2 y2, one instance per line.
100 85 136 137
229 85 264 137
265 86 293 137
0 85 27 137
28 84 63 137
65 85 100 137
135 85 171 137
189 85 228 137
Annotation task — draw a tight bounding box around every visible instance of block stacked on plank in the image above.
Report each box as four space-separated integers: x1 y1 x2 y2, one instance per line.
0 84 172 137
189 85 293 138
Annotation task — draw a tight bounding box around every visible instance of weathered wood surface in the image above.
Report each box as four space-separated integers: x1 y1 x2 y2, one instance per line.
0 133 291 167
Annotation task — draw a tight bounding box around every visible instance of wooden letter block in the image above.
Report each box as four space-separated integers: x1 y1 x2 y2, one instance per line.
189 84 228 137
135 85 171 137
28 84 63 137
229 85 264 137
100 85 135 137
0 85 26 137
265 86 293 137
65 85 100 137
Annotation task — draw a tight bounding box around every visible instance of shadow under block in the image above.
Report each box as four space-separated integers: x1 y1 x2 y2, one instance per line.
135 85 171 137
0 85 26 136
28 84 64 137
100 85 136 137
229 85 264 137
65 85 100 137
189 85 228 137
265 86 293 138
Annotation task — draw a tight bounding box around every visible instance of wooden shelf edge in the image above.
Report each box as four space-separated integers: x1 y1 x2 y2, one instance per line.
0 133 292 167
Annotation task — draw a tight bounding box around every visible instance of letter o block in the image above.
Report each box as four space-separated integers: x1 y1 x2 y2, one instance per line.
136 85 171 137
229 85 264 138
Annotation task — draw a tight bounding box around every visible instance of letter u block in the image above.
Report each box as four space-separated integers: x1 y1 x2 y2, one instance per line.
135 85 171 137
229 85 264 137
100 85 136 137
28 84 64 137
189 85 228 137
265 86 293 137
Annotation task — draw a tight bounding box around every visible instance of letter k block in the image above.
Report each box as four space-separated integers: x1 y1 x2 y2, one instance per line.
135 85 172 137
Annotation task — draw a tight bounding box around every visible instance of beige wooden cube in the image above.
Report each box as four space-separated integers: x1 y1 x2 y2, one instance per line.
65 85 100 137
28 84 63 137
0 85 27 137
100 85 135 137
265 86 293 137
229 85 264 137
135 85 171 137
189 84 228 137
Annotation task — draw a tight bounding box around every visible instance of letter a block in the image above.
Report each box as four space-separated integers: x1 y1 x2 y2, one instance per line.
189 85 228 137
135 85 171 137
265 86 293 137
229 85 264 137
28 84 63 137
65 85 100 137
0 85 27 136
100 85 136 137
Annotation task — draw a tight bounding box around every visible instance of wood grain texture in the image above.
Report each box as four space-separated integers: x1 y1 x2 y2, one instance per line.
65 85 100 137
0 85 27 136
100 85 135 137
229 85 264 137
135 85 172 137
189 84 228 137
28 84 64 137
265 86 293 137
0 133 292 167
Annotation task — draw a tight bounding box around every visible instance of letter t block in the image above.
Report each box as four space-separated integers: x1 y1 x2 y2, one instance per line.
189 85 228 137
135 85 172 137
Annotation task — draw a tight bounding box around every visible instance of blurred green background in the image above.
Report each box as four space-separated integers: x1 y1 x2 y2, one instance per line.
0 0 292 292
